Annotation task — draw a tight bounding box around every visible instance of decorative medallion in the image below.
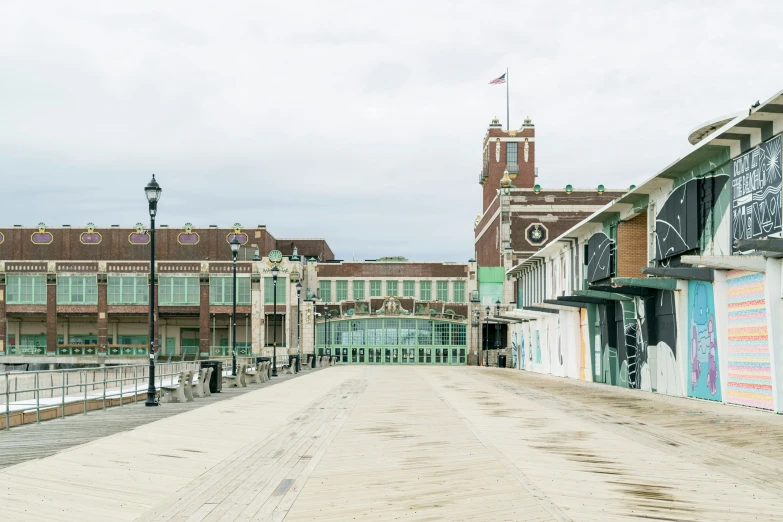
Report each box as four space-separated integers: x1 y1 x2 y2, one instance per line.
268 249 283 264
525 223 548 246
177 223 200 245
495 138 501 162
31 223 53 245
375 297 410 316
524 138 529 163
98 262 106 273
80 222 102 245
289 267 301 283
129 223 150 245
226 222 248 245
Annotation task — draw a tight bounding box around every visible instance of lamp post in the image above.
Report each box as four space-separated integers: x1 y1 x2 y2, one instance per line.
144 175 162 407
312 294 319 368
272 265 278 377
495 299 502 368
229 236 240 376
474 308 481 367
296 281 302 371
484 305 490 368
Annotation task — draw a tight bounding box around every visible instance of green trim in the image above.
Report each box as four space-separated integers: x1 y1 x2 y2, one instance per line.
611 277 677 290
573 289 632 301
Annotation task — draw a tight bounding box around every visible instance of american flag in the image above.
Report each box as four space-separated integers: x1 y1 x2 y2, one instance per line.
489 73 506 85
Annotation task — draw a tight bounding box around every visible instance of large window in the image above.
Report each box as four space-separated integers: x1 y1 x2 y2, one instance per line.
370 280 382 297
57 276 98 305
403 280 415 297
386 280 398 297
158 276 200 306
264 277 288 304
452 281 465 303
366 319 383 344
318 280 332 302
419 280 432 300
108 276 148 305
209 276 251 305
507 142 518 172
335 280 348 301
6 275 46 305
353 280 365 300
436 281 449 301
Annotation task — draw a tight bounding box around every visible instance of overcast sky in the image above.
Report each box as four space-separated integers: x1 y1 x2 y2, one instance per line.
2 1 782 262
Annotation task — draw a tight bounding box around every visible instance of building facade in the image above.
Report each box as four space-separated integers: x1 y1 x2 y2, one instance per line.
0 224 475 366
508 88 783 414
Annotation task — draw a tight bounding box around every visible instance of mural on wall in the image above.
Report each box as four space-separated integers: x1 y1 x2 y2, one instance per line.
580 308 589 381
587 232 614 283
535 330 541 364
726 270 773 410
731 134 782 253
641 290 679 396
655 176 730 262
688 280 721 401
510 323 522 369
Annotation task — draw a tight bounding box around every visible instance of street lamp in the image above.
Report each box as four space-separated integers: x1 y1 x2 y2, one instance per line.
271 264 279 377
484 305 490 368
296 281 302 372
474 308 481 367
229 236 241 376
495 299 502 367
144 174 162 407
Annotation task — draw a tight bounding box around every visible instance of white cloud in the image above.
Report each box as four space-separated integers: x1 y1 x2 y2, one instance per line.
1 1 782 261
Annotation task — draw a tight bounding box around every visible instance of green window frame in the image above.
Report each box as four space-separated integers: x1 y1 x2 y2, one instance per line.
158 276 200 306
353 280 365 300
369 280 382 297
434 322 450 345
452 281 465 303
403 280 415 297
264 277 288 304
209 276 251 305
419 280 432 300
436 281 449 301
386 280 398 297
318 280 332 302
108 276 149 305
6 275 47 305
57 276 98 305
335 280 348 301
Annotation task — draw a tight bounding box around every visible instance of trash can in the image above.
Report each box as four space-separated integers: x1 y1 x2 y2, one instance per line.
258 356 271 380
497 354 507 368
201 360 223 393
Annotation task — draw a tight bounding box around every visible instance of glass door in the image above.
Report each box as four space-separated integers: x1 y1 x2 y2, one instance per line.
358 348 366 363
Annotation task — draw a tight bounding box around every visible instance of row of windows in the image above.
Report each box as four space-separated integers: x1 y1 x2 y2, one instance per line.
318 280 465 303
5 275 280 306
316 319 467 346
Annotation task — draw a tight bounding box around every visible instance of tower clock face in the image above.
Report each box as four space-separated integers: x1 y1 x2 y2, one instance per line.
268 250 283 263
525 223 548 245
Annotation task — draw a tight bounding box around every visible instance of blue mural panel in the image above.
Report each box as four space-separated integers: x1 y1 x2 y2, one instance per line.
687 280 722 401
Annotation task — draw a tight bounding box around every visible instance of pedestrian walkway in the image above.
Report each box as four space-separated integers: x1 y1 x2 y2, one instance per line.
1 366 783 521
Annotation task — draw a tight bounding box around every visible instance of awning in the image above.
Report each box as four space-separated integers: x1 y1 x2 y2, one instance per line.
642 267 714 282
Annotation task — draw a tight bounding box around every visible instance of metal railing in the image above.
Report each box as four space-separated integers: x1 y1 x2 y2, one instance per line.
1 360 212 431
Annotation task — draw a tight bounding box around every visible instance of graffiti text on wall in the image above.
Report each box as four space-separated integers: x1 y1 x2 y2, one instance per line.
731 134 782 253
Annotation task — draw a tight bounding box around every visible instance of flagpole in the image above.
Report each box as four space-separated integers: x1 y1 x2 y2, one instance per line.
506 67 509 131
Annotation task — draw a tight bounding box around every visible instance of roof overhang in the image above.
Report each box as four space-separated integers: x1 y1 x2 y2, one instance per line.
680 255 767 273
642 267 715 282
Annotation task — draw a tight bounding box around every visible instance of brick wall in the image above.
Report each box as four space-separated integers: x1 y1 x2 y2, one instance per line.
616 213 648 278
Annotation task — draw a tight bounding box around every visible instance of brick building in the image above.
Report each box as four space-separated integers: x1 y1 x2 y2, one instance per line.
0 224 475 366
474 116 626 306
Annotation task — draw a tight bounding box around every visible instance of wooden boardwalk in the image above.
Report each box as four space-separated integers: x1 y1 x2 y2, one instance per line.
2 366 783 521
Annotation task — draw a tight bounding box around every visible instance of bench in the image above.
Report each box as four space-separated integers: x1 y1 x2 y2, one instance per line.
160 370 194 403
202 367 214 396
245 364 261 384
191 368 208 398
223 364 244 388
258 361 270 382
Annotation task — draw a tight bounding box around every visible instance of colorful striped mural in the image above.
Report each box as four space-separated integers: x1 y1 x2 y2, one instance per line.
726 270 773 410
